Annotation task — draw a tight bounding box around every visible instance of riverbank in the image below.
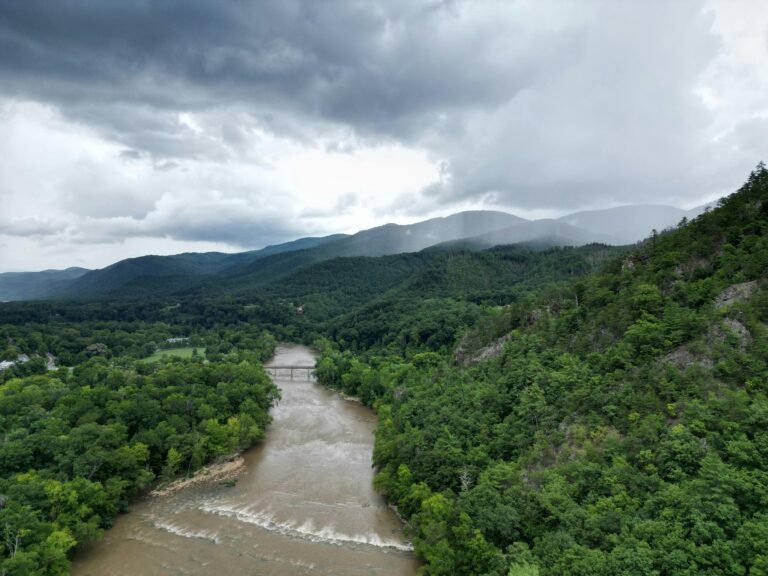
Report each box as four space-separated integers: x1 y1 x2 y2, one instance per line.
150 456 245 497
71 343 417 576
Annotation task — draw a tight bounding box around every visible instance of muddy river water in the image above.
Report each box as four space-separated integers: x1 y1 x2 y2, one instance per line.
72 344 418 575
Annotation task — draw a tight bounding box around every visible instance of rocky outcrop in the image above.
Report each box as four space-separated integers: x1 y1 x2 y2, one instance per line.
714 281 758 309
454 334 510 367
663 346 714 371
663 316 753 371
712 318 752 350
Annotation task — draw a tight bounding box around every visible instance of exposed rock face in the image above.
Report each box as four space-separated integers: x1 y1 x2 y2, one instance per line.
454 334 510 367
663 315 753 371
715 318 752 350
714 281 758 309
663 346 714 371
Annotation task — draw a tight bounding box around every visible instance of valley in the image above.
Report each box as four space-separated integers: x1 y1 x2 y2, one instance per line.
2 3 764 574
0 165 766 576
71 345 417 576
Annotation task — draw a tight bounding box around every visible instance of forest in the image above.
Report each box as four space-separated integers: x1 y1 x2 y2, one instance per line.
0 164 766 575
316 164 768 575
0 317 278 574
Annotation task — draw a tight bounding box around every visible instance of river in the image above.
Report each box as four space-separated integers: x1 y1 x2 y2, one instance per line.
71 344 418 575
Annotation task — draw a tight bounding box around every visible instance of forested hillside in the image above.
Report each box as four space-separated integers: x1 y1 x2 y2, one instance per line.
2 165 765 575
323 244 619 354
315 164 768 575
0 311 278 574
0 268 89 302
3 206 675 302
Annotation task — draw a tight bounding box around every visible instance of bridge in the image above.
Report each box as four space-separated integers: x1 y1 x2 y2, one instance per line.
264 365 316 380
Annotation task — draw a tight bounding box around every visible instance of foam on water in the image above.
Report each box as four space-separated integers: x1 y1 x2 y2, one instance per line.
153 520 220 544
200 502 413 552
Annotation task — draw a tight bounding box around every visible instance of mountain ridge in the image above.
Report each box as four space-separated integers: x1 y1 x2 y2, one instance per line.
0 204 708 301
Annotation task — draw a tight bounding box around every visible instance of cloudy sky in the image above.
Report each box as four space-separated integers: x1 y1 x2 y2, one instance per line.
0 0 766 271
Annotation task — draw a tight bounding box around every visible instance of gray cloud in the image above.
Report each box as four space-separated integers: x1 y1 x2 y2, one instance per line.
0 1 565 151
0 217 68 237
119 149 142 161
0 0 766 270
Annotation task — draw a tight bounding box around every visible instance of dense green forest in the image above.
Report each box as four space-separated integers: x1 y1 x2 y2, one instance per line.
0 319 278 575
0 240 619 574
316 164 768 575
1 165 765 575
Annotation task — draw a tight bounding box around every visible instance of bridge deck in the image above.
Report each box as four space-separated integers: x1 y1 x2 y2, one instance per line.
264 365 316 370
264 365 316 380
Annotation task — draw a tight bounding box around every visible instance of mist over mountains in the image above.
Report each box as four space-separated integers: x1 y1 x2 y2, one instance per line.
0 203 706 302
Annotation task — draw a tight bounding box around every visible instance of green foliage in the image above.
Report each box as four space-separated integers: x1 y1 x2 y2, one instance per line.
2 165 766 575
316 164 768 575
140 347 205 362
0 332 278 575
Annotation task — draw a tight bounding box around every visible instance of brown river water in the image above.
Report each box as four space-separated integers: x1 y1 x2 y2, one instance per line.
71 344 418 575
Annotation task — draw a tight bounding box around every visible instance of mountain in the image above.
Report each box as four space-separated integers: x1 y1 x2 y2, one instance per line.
46 211 526 301
319 164 768 576
2 206 712 302
557 204 697 244
203 211 528 296
58 234 348 300
431 218 622 250
260 244 620 320
258 252 437 320
250 234 349 258
59 252 244 300
317 211 525 257
0 267 89 301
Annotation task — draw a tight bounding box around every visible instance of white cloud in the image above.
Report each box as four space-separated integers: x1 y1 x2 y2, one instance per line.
0 1 766 271
0 99 441 270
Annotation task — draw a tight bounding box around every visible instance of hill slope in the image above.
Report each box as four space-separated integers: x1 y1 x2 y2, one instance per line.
437 219 622 250
317 164 768 575
0 267 90 301
10 205 707 302
558 204 697 244
321 210 526 257
58 234 348 300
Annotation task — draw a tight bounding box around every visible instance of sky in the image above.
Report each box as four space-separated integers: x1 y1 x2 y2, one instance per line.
0 0 766 272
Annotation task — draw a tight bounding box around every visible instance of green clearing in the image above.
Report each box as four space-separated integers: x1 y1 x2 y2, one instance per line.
141 347 205 362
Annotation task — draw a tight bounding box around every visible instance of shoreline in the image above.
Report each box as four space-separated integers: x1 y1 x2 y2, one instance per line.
150 455 246 497
151 346 292 498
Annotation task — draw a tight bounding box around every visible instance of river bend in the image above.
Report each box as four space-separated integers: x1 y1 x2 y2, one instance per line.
72 344 417 575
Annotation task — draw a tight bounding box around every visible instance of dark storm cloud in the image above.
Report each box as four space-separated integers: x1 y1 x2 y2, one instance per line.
74 200 302 248
0 1 546 148
0 0 764 223
419 0 732 211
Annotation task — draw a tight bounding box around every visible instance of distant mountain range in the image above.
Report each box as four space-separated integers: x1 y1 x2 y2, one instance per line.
558 204 708 244
0 267 90 301
0 203 710 302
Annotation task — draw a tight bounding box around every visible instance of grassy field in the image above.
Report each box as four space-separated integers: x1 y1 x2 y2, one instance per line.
141 347 205 362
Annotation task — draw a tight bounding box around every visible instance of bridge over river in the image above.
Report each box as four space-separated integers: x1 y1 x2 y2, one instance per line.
71 344 416 575
264 364 316 379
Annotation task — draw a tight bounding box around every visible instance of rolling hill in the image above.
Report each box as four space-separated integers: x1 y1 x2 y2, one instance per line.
557 204 702 244
55 234 348 300
315 163 768 576
3 204 707 302
0 267 90 301
431 219 622 250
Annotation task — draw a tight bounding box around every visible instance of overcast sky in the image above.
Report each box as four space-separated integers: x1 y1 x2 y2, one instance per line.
0 0 766 271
